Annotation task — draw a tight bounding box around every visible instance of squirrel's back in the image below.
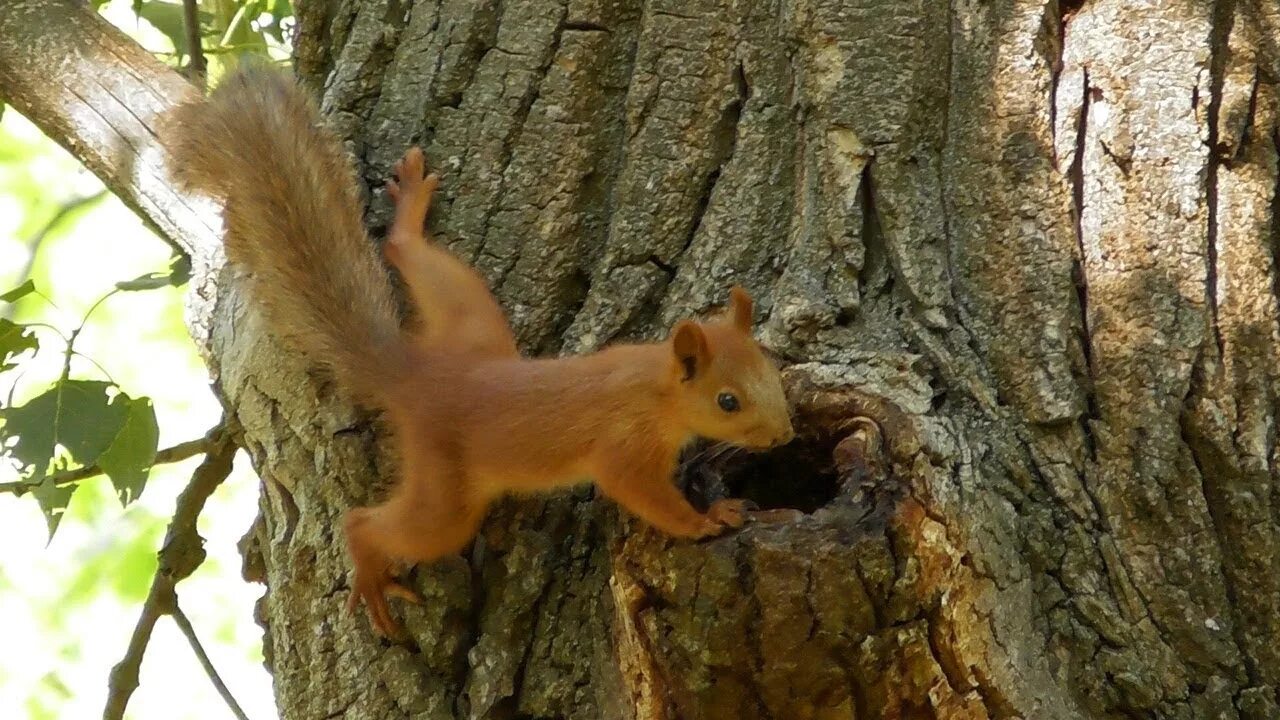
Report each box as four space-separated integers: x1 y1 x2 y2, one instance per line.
162 64 406 402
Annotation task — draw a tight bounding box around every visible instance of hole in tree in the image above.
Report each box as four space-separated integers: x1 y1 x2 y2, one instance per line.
679 419 844 514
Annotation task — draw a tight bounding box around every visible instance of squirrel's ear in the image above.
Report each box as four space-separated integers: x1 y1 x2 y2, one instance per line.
728 285 753 333
671 320 709 381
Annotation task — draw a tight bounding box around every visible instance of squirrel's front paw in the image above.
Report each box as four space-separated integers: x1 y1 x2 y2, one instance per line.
706 499 754 530
690 499 756 539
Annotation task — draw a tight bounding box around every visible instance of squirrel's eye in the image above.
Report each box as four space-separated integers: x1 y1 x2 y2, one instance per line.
717 392 740 413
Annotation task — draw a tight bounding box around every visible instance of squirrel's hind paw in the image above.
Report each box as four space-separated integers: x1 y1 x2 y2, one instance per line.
396 146 425 180
348 574 416 639
391 148 440 197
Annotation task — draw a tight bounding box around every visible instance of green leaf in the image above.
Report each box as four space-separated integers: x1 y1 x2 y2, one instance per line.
1 279 35 303
116 272 175 292
1 379 127 479
0 380 130 538
169 254 192 286
32 478 76 540
212 0 268 54
97 396 159 506
61 514 162 604
0 319 38 372
116 256 191 291
111 521 164 600
268 0 293 19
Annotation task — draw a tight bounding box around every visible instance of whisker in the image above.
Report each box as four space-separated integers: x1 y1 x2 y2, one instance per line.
711 445 744 464
698 443 739 467
681 440 731 469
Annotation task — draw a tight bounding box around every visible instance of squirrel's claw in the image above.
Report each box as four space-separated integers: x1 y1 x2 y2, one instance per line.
349 573 411 639
400 146 425 178
388 148 440 218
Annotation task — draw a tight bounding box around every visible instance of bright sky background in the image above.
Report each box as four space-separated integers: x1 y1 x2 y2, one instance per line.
1 2 278 718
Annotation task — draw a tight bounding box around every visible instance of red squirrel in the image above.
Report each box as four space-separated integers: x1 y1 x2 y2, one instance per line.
382 149 519 360
163 65 795 638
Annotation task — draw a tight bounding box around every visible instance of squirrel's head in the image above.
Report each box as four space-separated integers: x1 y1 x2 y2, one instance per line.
668 287 795 450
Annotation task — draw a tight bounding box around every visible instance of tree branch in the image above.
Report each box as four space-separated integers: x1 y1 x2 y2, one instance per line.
2 189 108 320
171 603 251 720
0 0 218 258
103 421 241 720
0 0 226 358
0 436 214 497
180 0 206 85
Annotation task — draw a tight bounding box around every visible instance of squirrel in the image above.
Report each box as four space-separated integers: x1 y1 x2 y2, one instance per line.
382 148 519 359
162 65 795 638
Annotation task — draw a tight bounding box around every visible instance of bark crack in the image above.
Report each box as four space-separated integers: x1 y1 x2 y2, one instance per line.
1233 67 1261 162
1097 138 1132 175
924 603 973 696
1271 130 1280 370
1205 0 1237 363
479 2 570 275
1070 69 1099 463
734 537 773 720
939 0 957 304
1046 0 1065 169
563 20 609 33
430 8 488 115
661 59 749 269
1179 400 1259 688
857 163 893 303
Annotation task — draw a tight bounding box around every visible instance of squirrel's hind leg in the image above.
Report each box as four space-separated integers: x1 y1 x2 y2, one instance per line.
382 147 518 358
343 476 486 638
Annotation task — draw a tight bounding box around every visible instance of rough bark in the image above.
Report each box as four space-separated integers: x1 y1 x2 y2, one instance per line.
5 0 1280 718
263 0 1280 717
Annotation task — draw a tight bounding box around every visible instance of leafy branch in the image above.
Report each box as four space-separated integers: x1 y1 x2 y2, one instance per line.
0 436 212 497
0 261 190 536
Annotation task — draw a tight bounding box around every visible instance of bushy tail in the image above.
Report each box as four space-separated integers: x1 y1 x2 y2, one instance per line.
163 64 407 403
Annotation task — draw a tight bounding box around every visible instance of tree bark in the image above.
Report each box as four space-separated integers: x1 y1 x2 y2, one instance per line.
270 1 1280 717
5 0 1280 718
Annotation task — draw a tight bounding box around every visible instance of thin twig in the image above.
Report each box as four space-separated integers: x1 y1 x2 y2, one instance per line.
171 603 251 720
0 436 212 497
103 421 240 720
102 571 172 720
180 0 206 85
3 190 106 320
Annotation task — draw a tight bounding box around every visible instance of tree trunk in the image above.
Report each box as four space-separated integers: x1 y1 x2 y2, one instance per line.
10 0 1271 717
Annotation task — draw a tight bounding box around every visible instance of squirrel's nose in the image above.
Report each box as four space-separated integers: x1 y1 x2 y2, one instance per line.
771 427 796 448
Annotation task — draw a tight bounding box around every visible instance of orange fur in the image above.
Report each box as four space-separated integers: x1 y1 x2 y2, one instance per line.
384 148 518 358
163 66 794 639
